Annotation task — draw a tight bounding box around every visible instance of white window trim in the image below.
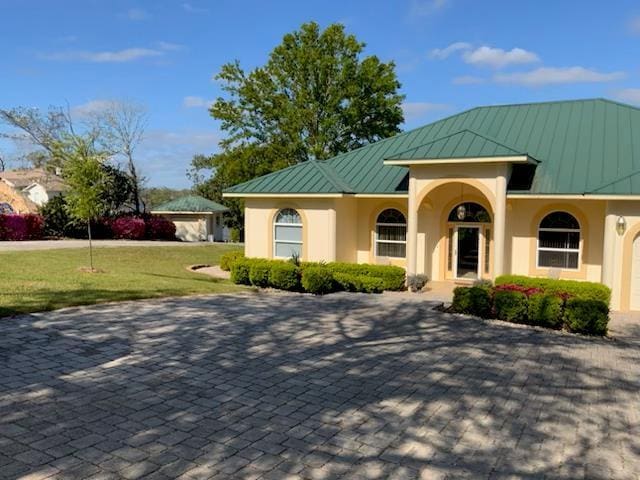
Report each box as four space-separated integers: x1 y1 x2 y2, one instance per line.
273 215 303 259
536 226 581 270
375 221 407 258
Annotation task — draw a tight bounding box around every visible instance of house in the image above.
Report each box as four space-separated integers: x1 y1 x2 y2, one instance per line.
223 98 640 311
0 168 67 207
151 195 229 242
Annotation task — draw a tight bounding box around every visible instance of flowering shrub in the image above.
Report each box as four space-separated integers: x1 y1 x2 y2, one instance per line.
144 216 176 240
493 283 542 297
0 214 44 240
111 216 146 240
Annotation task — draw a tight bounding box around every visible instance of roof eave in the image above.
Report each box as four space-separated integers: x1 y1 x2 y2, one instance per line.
383 155 534 166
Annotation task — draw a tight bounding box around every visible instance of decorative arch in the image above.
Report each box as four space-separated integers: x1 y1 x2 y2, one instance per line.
416 177 497 213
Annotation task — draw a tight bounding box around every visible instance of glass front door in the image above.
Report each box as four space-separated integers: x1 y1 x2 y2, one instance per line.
455 226 480 279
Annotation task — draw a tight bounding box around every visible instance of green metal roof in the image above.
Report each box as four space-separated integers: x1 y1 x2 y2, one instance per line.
152 195 228 212
385 129 527 161
225 98 640 196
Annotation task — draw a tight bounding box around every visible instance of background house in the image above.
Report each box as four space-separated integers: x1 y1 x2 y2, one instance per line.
0 168 67 209
151 195 229 242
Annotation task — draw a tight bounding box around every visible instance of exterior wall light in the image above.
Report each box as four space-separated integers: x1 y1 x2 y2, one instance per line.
456 204 466 220
616 216 626 236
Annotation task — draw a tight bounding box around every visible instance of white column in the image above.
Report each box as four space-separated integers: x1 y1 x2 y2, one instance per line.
493 169 507 278
327 205 337 262
407 174 418 277
601 206 617 288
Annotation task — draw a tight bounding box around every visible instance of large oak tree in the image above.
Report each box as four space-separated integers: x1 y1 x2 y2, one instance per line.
191 21 405 232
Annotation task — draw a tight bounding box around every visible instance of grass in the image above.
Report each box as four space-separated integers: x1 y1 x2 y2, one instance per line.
0 244 245 317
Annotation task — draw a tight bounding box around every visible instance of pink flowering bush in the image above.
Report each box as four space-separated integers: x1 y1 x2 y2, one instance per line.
144 216 176 240
111 216 146 240
493 283 542 297
0 214 44 240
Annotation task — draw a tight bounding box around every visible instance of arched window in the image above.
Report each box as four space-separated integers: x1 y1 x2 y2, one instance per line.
537 211 580 269
447 202 491 223
273 208 302 258
375 209 406 258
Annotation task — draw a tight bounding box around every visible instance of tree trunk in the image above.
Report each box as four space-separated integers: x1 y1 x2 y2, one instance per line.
128 154 141 214
88 222 94 271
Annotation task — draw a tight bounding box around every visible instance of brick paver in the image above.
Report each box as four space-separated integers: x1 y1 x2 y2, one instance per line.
1 292 639 479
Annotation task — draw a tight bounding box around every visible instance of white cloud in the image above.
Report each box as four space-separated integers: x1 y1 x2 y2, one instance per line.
428 42 471 60
453 75 485 85
70 99 116 118
409 0 450 17
182 2 208 14
41 42 182 63
183 96 214 108
494 67 625 87
629 16 640 34
124 8 149 21
463 46 539 69
614 88 640 105
401 102 450 122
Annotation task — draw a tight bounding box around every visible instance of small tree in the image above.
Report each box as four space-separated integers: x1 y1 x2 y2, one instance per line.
60 138 108 270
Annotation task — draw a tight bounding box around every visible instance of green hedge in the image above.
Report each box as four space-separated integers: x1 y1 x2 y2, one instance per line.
301 266 335 295
249 261 271 288
229 257 402 295
220 250 245 271
334 272 384 294
493 290 528 323
230 258 251 285
451 286 492 318
495 275 611 304
451 279 610 336
528 293 563 328
268 262 300 291
564 299 609 335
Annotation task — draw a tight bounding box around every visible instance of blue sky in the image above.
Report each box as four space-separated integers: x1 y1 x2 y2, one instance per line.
1 0 639 188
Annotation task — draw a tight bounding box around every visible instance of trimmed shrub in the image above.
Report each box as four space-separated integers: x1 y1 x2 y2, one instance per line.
333 272 384 294
326 263 405 291
301 266 335 295
451 286 491 318
220 251 245 271
494 283 542 297
495 275 610 304
230 258 252 285
249 261 271 288
564 299 609 335
111 216 146 240
145 216 176 240
493 290 528 323
527 293 564 328
0 214 44 240
269 262 300 291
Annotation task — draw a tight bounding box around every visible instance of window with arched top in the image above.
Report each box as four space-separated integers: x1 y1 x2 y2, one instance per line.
273 208 303 258
375 208 406 258
447 202 491 223
537 211 580 269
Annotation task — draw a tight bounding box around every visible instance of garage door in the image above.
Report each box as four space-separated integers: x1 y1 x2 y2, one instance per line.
631 234 640 310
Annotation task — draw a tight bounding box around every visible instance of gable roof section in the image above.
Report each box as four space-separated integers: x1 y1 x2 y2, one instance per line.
226 159 354 194
225 98 640 196
384 129 529 162
152 195 228 213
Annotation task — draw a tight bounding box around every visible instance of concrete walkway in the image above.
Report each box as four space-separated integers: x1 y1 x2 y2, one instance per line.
0 240 228 251
1 292 639 479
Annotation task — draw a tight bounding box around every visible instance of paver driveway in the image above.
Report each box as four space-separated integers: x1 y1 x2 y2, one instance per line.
1 292 639 480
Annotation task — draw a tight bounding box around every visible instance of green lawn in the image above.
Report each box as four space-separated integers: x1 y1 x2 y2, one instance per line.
0 244 245 317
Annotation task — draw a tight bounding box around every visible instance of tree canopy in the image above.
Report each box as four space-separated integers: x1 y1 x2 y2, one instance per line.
191 21 405 231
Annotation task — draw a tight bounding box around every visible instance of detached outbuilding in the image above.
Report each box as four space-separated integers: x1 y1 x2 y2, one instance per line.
151 195 229 242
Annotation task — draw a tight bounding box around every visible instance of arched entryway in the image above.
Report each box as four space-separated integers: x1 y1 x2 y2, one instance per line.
446 202 492 280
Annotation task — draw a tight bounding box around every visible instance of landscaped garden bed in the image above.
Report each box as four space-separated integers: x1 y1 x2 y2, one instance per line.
222 252 406 294
450 275 611 336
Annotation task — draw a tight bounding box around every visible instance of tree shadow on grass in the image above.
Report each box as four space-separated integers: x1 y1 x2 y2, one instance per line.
1 292 639 479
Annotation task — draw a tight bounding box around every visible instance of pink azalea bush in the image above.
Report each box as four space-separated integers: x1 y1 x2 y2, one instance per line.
111 216 146 240
0 214 44 240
